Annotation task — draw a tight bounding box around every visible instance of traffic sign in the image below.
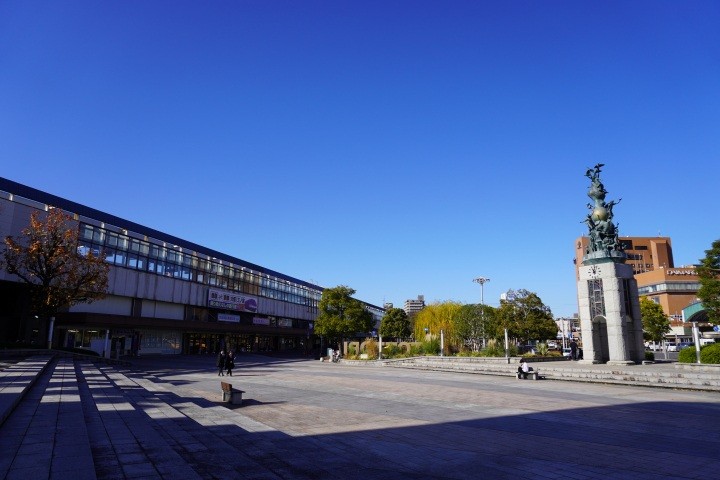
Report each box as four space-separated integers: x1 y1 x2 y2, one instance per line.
713 325 720 332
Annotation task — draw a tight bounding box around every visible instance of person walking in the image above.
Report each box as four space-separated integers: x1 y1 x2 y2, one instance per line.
216 350 226 376
570 340 578 361
226 351 235 376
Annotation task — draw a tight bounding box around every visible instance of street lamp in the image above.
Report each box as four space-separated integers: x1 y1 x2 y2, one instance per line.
472 277 490 348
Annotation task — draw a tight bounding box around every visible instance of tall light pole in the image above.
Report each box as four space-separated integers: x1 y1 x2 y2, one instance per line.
472 277 490 348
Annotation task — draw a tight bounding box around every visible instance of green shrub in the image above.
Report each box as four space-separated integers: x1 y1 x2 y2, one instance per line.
422 337 440 355
348 344 357 356
483 339 505 357
644 350 655 361
408 343 425 356
479 339 518 357
536 343 549 356
701 343 720 364
677 345 697 363
383 344 401 358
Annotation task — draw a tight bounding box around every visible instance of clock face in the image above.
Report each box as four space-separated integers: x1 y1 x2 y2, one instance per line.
588 265 602 278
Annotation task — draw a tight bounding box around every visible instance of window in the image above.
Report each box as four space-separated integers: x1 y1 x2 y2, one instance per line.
75 222 324 306
588 279 605 318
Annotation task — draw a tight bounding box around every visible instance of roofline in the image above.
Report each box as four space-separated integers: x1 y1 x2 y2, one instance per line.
0 176 323 291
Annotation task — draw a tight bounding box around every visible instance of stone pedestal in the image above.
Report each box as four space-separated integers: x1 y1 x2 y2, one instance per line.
577 260 644 365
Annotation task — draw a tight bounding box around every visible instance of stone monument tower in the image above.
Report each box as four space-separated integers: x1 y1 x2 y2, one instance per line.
577 164 644 364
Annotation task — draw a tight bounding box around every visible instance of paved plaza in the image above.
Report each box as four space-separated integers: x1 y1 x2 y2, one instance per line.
2 353 720 479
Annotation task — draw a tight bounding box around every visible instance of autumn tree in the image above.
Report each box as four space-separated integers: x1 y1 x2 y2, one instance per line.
696 239 720 324
413 302 462 353
640 297 670 345
379 307 411 340
494 289 556 345
314 285 374 351
2 208 109 346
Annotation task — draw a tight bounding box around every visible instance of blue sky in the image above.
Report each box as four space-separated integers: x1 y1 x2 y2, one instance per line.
1 1 718 316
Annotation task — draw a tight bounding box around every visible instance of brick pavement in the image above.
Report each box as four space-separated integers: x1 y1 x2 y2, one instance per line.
1 353 720 479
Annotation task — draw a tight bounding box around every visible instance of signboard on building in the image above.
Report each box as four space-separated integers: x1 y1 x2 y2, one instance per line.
208 288 258 312
218 313 240 323
667 269 696 276
253 317 270 326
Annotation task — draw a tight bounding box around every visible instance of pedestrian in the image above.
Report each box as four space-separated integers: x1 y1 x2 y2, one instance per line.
216 350 226 376
570 340 578 361
226 351 235 376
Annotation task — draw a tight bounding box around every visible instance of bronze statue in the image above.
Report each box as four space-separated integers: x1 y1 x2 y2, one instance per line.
583 164 623 256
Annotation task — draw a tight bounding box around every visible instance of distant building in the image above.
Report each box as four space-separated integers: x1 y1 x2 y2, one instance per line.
404 295 425 316
575 236 674 277
636 267 700 321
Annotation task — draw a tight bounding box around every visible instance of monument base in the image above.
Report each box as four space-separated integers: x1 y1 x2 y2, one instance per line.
606 360 636 366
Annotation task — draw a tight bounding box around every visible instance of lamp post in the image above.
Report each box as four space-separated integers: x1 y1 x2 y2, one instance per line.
472 277 490 348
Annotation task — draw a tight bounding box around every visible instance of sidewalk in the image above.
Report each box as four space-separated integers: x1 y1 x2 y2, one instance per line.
1 352 720 479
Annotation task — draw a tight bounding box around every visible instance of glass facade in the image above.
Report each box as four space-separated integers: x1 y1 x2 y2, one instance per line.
77 222 321 309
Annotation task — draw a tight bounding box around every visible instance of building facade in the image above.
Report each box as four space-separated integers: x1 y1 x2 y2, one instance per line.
575 236 674 277
0 177 384 357
403 295 425 316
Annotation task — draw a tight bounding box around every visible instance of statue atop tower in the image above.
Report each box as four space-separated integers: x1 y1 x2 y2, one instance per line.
582 163 626 264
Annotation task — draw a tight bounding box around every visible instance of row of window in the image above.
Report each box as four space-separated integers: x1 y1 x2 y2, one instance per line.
638 282 700 295
77 223 322 307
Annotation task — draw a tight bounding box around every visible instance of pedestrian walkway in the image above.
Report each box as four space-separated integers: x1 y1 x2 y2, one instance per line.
1 352 720 479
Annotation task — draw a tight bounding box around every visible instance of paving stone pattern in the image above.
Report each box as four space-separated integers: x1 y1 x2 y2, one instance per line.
1 353 720 479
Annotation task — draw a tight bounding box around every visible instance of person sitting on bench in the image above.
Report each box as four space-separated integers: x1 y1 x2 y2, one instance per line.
518 359 530 379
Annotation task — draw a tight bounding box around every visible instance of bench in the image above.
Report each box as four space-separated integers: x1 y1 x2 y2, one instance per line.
516 368 540 380
221 381 244 405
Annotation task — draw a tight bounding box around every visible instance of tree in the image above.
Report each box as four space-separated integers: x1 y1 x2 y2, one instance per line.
696 239 720 324
379 307 410 340
413 302 462 353
314 285 374 349
454 303 495 352
2 208 109 345
640 297 670 344
494 289 556 345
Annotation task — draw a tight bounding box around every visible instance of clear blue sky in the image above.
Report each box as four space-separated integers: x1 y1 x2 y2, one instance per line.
1 2 718 316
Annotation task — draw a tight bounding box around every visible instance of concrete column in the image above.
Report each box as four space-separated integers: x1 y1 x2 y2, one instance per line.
578 260 639 365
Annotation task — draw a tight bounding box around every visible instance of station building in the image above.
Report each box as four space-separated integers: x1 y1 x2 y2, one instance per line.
0 177 384 357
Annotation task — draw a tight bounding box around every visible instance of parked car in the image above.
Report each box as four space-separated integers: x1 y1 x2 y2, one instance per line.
666 342 677 352
678 342 694 350
562 348 572 358
547 341 558 349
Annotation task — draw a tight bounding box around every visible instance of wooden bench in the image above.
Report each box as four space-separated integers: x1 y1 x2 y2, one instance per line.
221 381 244 405
516 368 540 380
